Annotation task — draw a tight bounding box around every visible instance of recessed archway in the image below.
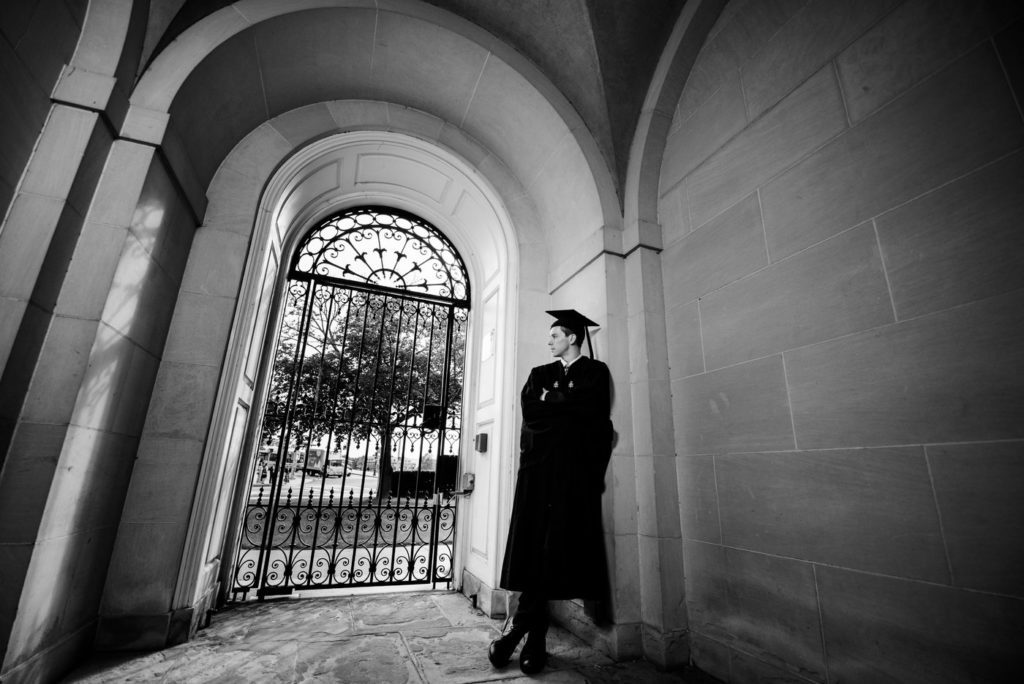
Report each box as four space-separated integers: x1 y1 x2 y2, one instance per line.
122 116 540 626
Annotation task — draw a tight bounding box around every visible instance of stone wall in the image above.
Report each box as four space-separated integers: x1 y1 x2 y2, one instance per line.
0 139 196 682
659 0 1024 681
93 153 201 648
0 0 86 217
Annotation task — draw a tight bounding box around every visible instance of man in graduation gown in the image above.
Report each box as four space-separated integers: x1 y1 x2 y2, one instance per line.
488 310 614 675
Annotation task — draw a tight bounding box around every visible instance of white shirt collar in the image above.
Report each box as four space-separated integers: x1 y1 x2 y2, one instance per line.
561 354 584 369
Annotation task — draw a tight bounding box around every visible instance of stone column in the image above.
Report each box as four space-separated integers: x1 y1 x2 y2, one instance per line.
623 223 687 668
0 102 110 681
95 125 278 648
0 104 109 439
0 136 166 680
602 252 645 659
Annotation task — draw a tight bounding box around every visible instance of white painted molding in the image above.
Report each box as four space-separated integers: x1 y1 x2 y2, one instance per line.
172 126 537 610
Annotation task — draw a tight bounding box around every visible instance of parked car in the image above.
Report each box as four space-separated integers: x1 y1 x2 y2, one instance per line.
297 446 327 476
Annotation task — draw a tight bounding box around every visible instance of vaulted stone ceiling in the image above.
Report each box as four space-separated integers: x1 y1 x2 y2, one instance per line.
142 0 686 196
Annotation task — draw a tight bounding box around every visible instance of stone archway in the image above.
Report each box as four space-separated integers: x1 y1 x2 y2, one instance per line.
97 110 544 644
199 126 530 617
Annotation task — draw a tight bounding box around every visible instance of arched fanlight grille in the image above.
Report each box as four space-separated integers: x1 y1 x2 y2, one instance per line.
292 207 470 306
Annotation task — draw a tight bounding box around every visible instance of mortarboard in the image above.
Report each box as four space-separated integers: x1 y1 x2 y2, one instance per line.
546 309 599 358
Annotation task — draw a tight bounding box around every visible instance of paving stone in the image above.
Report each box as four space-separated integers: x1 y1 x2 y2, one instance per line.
496 671 589 682
63 591 722 683
295 634 422 683
350 592 452 632
546 625 615 667
162 639 300 683
429 590 496 627
405 626 508 683
63 650 178 683
241 598 356 642
578 660 712 683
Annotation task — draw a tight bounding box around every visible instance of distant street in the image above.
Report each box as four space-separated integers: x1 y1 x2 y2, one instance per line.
249 471 380 503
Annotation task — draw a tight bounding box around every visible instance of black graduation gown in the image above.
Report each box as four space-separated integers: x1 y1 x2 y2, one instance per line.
499 355 614 599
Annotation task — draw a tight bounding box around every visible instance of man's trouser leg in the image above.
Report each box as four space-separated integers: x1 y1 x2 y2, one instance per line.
516 591 549 674
512 591 548 631
489 590 544 667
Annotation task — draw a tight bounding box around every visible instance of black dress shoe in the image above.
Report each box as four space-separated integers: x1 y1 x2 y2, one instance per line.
488 627 526 667
519 631 547 675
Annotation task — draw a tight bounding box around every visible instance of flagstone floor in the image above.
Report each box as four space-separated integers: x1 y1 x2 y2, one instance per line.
63 590 720 683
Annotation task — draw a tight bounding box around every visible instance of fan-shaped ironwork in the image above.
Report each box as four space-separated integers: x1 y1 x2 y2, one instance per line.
292 207 469 306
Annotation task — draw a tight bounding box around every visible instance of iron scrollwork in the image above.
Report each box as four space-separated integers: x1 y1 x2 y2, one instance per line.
232 490 458 592
292 207 469 306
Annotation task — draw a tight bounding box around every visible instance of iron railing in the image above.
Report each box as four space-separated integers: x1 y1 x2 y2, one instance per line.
232 487 456 596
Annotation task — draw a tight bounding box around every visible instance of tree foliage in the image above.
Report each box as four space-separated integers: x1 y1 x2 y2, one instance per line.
261 282 466 472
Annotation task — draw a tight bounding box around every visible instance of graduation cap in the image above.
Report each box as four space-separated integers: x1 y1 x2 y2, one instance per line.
546 309 599 358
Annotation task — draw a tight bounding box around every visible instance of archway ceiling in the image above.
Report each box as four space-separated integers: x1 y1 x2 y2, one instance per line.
147 0 686 196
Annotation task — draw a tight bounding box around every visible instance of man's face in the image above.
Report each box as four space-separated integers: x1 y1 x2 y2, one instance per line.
547 326 575 359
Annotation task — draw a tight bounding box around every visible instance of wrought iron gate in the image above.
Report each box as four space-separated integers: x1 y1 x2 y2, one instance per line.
231 207 469 598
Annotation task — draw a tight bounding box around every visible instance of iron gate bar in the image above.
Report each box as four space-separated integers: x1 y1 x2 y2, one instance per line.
370 294 406 582
401 302 438 583
430 492 442 588
315 289 355 585
256 279 314 592
395 304 426 580
352 293 391 583
299 287 341 585
325 289 360 583
329 293 374 586
262 282 337 593
417 305 444 579
315 292 354 588
429 308 453 584
281 284 335 587
339 292 372 507
388 299 420 578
